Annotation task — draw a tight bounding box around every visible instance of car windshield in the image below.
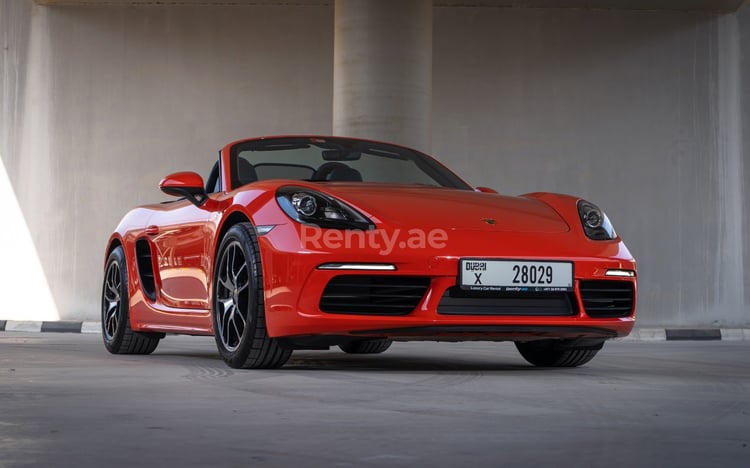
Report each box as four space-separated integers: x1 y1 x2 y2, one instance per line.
230 137 471 190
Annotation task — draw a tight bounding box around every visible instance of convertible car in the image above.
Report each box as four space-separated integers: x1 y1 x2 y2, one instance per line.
102 135 637 368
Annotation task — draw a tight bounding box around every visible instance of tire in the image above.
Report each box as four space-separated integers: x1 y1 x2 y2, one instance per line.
101 246 161 355
515 340 601 367
212 223 292 369
339 339 392 354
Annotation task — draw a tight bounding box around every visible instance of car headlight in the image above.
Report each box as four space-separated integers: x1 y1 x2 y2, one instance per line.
276 186 374 230
577 200 617 240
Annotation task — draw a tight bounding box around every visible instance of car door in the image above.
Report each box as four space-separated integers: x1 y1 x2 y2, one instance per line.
148 200 215 310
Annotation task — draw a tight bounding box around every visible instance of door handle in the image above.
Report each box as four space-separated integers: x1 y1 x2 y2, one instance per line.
145 225 160 236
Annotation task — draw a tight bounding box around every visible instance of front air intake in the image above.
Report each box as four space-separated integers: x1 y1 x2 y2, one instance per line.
438 287 577 316
319 275 430 315
579 280 635 318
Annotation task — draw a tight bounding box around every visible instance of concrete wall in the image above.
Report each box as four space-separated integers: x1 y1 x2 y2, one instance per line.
1 0 748 326
0 0 334 319
432 6 748 326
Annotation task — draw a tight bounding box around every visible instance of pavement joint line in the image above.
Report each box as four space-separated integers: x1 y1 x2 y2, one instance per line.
1 321 749 340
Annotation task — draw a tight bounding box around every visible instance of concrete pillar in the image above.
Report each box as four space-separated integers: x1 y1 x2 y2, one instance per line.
333 0 432 150
715 12 745 322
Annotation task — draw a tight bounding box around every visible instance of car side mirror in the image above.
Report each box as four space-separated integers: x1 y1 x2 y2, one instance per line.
160 171 208 206
475 186 499 194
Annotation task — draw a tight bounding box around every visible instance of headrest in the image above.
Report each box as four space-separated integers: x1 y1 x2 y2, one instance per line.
327 166 363 182
237 158 258 184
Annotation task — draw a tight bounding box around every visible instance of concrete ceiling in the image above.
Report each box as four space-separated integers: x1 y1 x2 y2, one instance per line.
33 0 746 12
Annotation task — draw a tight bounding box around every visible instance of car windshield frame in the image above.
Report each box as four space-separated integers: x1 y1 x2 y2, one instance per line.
228 136 473 191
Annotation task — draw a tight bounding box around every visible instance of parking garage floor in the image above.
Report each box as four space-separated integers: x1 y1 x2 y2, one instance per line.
1 333 748 467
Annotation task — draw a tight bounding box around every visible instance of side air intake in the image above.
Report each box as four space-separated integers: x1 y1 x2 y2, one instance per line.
135 239 157 301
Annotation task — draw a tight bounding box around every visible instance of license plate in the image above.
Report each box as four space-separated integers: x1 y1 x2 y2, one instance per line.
459 259 573 292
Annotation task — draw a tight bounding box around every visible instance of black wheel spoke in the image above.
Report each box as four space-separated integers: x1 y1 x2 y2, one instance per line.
219 278 233 292
223 313 232 347
104 266 120 301
105 302 118 337
220 300 232 342
225 247 232 287
230 245 237 277
231 317 242 343
234 310 246 328
233 262 247 284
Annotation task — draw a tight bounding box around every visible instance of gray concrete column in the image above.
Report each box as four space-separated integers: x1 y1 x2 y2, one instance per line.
715 12 745 322
333 0 432 150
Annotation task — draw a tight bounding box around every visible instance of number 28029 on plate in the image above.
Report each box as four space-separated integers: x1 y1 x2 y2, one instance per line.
459 259 574 292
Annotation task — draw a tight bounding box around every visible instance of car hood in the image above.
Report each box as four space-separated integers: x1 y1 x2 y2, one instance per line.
321 184 571 233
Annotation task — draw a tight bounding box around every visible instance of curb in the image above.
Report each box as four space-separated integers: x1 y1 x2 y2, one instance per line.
1 320 102 334
614 328 749 341
1 321 749 341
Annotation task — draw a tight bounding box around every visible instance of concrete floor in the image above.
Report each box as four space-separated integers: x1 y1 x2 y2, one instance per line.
0 333 748 468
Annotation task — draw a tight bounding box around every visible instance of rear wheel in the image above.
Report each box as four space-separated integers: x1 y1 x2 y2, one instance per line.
212 223 292 369
339 339 392 354
101 246 161 354
515 340 601 367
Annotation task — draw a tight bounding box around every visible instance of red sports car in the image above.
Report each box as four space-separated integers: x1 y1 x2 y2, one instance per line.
102 136 636 368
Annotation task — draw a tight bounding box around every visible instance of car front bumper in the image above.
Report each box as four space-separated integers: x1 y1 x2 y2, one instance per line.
258 223 637 341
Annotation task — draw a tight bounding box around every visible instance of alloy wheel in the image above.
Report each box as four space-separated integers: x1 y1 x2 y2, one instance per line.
215 241 250 352
102 260 121 341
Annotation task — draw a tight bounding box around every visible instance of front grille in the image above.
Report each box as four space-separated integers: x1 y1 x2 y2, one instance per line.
579 280 635 318
437 287 577 316
319 275 430 315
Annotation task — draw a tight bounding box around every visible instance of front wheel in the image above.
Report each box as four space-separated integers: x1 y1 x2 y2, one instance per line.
515 340 601 367
212 223 292 369
101 246 161 354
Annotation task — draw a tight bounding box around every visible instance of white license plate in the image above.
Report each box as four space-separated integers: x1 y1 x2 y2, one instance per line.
459 259 573 292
